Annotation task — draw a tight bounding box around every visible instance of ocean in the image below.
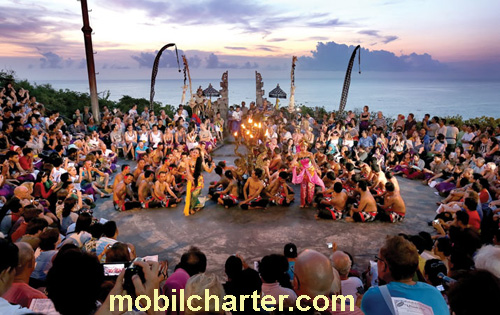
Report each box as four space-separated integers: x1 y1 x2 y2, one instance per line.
34 73 500 119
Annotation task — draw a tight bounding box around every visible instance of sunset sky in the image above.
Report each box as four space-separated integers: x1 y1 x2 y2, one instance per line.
1 0 499 80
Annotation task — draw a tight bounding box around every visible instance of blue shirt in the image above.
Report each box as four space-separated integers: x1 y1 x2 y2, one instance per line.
358 136 374 149
361 281 448 315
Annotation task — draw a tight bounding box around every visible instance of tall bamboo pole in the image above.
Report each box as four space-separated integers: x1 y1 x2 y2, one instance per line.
80 0 100 123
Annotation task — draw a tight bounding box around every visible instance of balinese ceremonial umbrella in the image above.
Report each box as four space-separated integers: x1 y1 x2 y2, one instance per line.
269 84 287 108
203 84 220 111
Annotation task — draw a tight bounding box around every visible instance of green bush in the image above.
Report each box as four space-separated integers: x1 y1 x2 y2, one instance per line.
1 70 177 121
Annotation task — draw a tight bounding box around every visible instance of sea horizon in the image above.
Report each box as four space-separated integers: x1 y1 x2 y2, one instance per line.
31 73 500 120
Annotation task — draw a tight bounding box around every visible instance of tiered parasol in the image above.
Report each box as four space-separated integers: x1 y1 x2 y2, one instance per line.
269 84 287 108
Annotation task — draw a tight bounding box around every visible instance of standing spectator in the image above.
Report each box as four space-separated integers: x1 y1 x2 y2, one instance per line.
446 120 459 152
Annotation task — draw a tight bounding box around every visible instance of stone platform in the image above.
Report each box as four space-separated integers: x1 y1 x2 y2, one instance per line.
93 143 440 274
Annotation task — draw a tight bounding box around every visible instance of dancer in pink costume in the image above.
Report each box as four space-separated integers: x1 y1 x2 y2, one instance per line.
292 140 325 207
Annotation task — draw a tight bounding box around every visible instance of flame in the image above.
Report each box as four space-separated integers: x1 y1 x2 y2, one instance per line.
246 130 250 135
248 118 253 123
241 124 245 129
265 130 269 136
234 132 237 137
250 134 254 139
254 123 258 127
258 122 262 128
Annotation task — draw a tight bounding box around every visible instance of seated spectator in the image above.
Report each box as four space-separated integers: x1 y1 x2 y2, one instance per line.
46 247 104 315
17 217 48 251
163 246 206 314
63 212 92 249
96 220 119 262
185 273 225 315
361 235 448 315
105 242 131 263
473 245 500 278
293 249 363 314
3 242 47 307
448 270 500 315
259 254 297 308
423 259 447 287
331 251 363 305
0 238 31 314
30 227 60 288
223 255 262 314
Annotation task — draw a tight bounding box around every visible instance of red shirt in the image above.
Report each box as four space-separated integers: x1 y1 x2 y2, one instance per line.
11 221 28 242
3 282 47 308
465 209 481 231
19 156 32 171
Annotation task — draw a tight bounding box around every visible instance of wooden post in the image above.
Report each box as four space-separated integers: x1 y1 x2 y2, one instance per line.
80 0 100 123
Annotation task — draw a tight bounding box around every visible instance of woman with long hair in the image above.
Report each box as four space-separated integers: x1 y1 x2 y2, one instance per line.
184 156 205 215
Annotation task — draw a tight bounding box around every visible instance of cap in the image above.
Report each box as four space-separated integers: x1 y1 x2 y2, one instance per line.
284 243 297 258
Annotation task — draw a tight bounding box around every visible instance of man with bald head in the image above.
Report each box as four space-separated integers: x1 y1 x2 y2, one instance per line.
3 242 47 307
331 251 363 305
293 249 363 314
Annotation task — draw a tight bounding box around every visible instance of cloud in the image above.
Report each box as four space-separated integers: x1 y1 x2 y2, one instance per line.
225 47 248 50
78 59 87 69
307 18 346 28
102 63 130 70
358 29 399 45
188 55 202 68
382 36 399 44
99 0 347 37
205 53 239 69
0 5 80 51
102 0 170 18
131 49 184 68
268 38 286 42
297 41 447 72
39 52 66 69
240 62 259 69
358 30 380 37
303 36 330 41
255 45 279 52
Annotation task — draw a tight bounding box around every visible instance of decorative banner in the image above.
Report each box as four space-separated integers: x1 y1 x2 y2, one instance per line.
339 45 361 112
150 43 181 108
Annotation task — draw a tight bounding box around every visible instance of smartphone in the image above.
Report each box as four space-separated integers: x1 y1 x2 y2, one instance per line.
327 242 333 249
103 263 126 277
433 219 440 225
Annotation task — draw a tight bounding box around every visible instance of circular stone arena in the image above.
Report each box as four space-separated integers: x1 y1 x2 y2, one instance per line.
94 143 440 274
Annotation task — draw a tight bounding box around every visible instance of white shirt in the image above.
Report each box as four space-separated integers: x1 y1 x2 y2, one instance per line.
461 132 475 151
341 277 363 304
0 297 31 314
232 110 242 121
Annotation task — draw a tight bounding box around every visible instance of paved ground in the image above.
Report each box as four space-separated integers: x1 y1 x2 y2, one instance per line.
94 143 440 275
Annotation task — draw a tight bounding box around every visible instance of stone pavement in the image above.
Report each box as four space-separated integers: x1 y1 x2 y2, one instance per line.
93 142 440 275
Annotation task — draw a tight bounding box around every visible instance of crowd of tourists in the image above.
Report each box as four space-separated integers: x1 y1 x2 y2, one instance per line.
0 81 500 314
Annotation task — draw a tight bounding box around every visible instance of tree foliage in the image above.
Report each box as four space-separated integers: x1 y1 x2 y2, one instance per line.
1 70 177 121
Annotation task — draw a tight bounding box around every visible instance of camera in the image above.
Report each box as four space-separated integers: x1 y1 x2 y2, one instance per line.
123 258 146 296
327 242 333 249
103 262 126 278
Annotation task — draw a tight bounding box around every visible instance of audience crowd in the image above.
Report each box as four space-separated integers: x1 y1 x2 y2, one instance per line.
0 82 500 314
